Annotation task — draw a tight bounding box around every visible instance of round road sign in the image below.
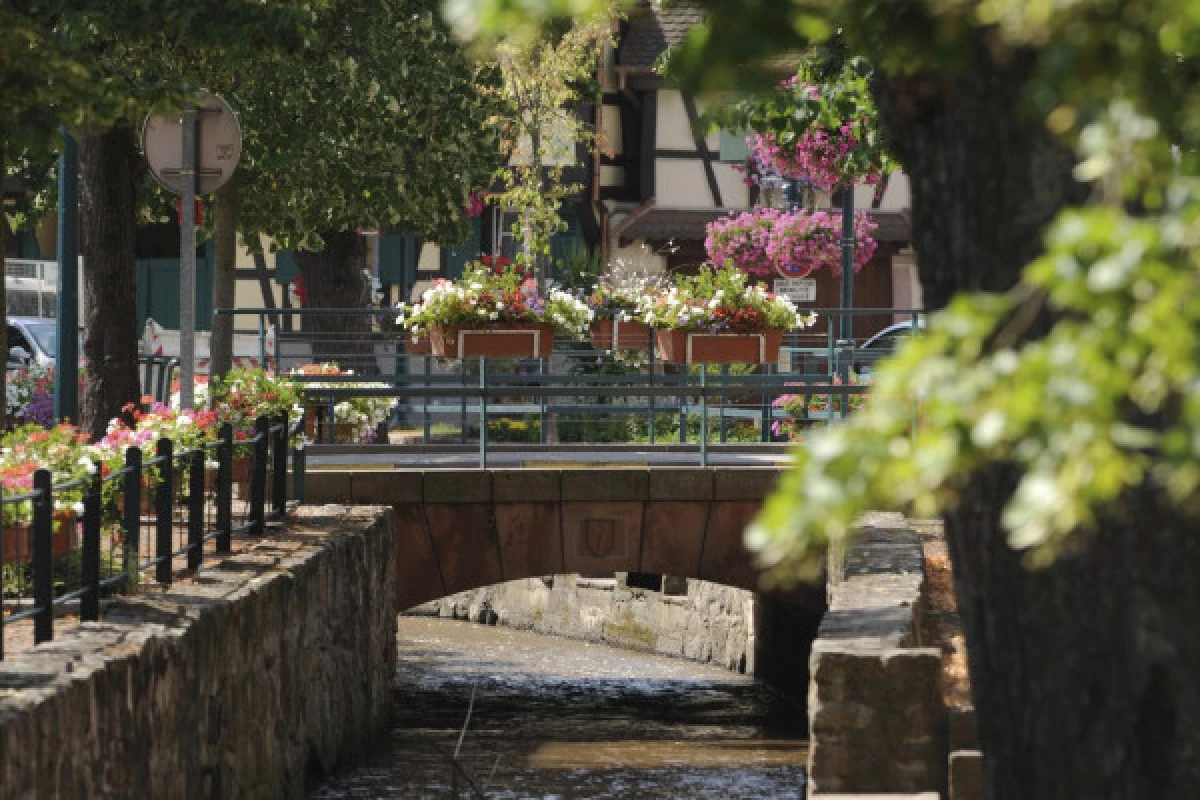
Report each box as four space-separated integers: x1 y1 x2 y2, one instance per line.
142 93 242 196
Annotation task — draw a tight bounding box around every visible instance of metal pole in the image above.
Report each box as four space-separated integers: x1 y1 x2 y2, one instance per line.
699 365 708 467
55 132 79 422
179 104 198 409
479 357 488 469
839 184 855 342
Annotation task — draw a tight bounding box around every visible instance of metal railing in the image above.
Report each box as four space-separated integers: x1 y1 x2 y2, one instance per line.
214 306 926 381
298 369 877 468
0 413 297 660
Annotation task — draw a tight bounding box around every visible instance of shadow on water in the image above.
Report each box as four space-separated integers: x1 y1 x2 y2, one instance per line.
310 617 808 799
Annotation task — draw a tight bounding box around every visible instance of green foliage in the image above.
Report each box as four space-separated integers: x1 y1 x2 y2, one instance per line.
714 52 896 186
227 0 505 251
488 18 613 264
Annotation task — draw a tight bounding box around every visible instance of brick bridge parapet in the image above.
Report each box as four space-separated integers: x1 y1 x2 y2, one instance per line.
304 467 813 612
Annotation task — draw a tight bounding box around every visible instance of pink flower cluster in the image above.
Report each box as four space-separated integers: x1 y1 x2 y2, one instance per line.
705 208 877 277
768 209 877 277
749 126 880 191
464 191 487 219
705 208 785 278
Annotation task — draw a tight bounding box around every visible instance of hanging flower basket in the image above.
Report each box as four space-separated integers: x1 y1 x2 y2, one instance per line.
2 511 77 561
655 329 784 365
589 319 652 352
430 323 556 359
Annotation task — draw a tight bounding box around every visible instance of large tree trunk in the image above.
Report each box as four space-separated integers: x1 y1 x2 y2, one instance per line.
209 173 239 382
873 44 1200 798
292 229 375 373
79 123 142 439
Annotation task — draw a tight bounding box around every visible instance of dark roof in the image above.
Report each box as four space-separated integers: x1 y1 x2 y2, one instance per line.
617 1 707 68
619 208 911 243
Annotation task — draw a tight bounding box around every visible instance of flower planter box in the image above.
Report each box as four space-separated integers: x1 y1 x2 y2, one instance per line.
405 335 432 355
590 319 651 351
430 324 555 359
3 511 77 562
655 329 784 365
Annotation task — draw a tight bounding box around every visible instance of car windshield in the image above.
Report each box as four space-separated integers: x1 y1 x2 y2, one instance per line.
25 323 58 358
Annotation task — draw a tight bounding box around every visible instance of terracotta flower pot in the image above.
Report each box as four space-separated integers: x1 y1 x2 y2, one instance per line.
590 319 651 351
655 329 784 365
2 511 77 561
430 323 555 359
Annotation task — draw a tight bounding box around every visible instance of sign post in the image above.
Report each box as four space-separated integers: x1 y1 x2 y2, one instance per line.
54 132 79 422
142 93 241 409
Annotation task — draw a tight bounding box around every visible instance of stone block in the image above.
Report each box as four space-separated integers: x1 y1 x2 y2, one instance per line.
494 469 560 503
423 504 502 594
698 501 762 590
648 468 714 500
641 502 707 576
494 503 564 580
423 470 492 504
808 646 945 797
949 750 984 800
562 469 648 502
561 502 643 575
351 470 422 505
947 705 979 751
303 470 352 503
713 467 781 500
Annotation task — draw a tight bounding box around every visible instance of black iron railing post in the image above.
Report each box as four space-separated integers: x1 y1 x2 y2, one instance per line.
81 472 102 621
155 438 173 585
32 469 54 644
250 416 269 535
293 440 307 504
187 448 204 571
272 413 288 517
124 446 143 586
216 424 233 552
0 495 6 659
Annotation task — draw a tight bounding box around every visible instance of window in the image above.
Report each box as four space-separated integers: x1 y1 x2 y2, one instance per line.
493 210 522 261
719 128 751 162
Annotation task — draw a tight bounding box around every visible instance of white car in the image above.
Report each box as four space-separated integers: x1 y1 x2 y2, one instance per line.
855 318 925 376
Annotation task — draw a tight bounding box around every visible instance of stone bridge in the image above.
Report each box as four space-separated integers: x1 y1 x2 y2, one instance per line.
304 467 804 611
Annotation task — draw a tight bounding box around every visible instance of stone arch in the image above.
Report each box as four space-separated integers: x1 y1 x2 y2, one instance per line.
303 466 799 612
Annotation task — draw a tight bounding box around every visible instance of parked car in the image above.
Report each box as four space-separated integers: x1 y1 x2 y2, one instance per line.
6 317 75 372
854 318 925 376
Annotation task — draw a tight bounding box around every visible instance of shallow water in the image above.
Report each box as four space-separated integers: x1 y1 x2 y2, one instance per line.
310 617 807 799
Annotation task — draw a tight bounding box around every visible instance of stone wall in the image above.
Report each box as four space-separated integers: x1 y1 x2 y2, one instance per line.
414 574 757 673
806 513 946 798
0 505 396 800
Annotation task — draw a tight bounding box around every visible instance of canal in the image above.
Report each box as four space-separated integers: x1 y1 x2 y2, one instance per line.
310 616 808 799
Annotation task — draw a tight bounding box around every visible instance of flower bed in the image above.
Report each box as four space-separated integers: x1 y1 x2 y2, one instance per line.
587 275 660 351
396 262 591 359
635 264 815 364
289 363 396 443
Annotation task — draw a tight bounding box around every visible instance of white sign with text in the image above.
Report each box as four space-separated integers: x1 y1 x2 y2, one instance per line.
773 278 817 303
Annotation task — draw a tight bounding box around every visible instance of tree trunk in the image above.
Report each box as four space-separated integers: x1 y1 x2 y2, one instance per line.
292 229 375 373
209 173 239 382
79 123 142 439
873 45 1200 798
